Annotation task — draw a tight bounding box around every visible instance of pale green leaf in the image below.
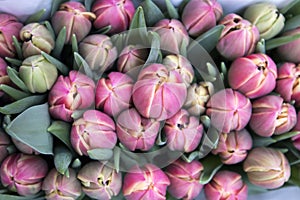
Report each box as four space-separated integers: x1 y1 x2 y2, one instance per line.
199 155 223 184
85 0 94 12
5 103 53 155
5 57 22 67
273 131 300 142
52 26 66 58
88 148 113 160
266 33 300 50
42 21 56 40
165 0 179 19
0 85 30 100
0 94 46 115
74 52 95 80
25 9 46 24
280 0 300 14
51 0 68 16
12 36 23 60
47 120 72 150
42 51 69 75
140 0 165 26
54 146 72 176
145 31 161 64
6 67 29 92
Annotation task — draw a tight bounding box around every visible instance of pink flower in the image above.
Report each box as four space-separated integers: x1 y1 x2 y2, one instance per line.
123 164 170 200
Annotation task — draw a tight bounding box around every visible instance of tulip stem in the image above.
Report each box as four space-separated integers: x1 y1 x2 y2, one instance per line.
290 159 300 166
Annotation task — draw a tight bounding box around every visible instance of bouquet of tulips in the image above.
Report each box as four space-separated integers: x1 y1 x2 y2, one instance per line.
1 0 300 199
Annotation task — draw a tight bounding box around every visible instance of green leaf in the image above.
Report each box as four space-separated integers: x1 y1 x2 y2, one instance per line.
74 52 95 80
199 155 223 184
6 67 29 92
52 26 67 58
12 36 23 60
165 0 179 19
140 0 165 26
0 85 30 100
71 34 78 53
25 9 46 24
5 57 22 67
145 31 161 64
198 127 219 159
47 120 72 150
51 0 68 16
255 38 266 54
42 51 69 75
114 147 120 173
85 0 94 12
283 15 300 32
252 135 276 147
189 25 224 53
88 148 113 160
130 6 147 30
54 146 72 176
92 25 112 34
128 7 148 46
0 94 46 115
178 0 190 14
273 131 300 142
290 165 300 187
71 158 82 168
42 21 56 40
280 0 300 14
265 33 300 50
0 194 44 200
5 103 53 155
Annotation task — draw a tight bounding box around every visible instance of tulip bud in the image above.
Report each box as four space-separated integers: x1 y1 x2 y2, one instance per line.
292 112 300 151
132 63 187 121
78 161 122 200
12 138 39 155
184 81 214 116
79 34 118 74
92 0 135 34
0 57 10 98
275 62 300 107
243 147 291 189
0 13 23 58
164 109 203 153
116 108 160 151
19 55 58 93
250 95 297 137
152 19 189 54
0 129 10 164
117 45 149 78
48 70 95 122
182 0 223 37
165 159 204 200
20 23 55 58
71 110 117 156
217 14 260 61
0 153 48 196
204 170 248 200
228 53 277 99
212 129 252 165
123 164 170 200
243 2 285 39
277 28 300 63
95 72 133 117
42 168 82 200
206 88 252 133
163 54 194 87
51 1 96 44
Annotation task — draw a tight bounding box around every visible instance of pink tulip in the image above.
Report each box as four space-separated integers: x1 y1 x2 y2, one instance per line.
0 129 10 164
123 164 170 200
277 27 300 63
0 13 23 58
275 62 300 107
79 34 118 73
204 170 248 200
116 108 160 151
217 14 260 60
206 88 252 133
184 81 214 116
165 159 204 200
164 109 203 153
132 63 187 121
291 111 300 151
249 95 297 137
0 57 10 98
0 153 48 196
152 19 189 54
42 168 82 200
78 161 122 200
228 53 277 99
51 1 96 44
182 0 223 37
117 45 149 78
95 72 133 117
92 0 135 34
71 110 117 156
212 129 253 165
48 70 95 122
163 54 194 87
243 147 291 189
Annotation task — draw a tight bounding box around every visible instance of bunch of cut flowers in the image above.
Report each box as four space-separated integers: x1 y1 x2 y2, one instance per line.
1 0 300 199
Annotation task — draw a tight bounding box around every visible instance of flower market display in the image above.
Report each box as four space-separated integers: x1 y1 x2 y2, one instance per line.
1 0 300 199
